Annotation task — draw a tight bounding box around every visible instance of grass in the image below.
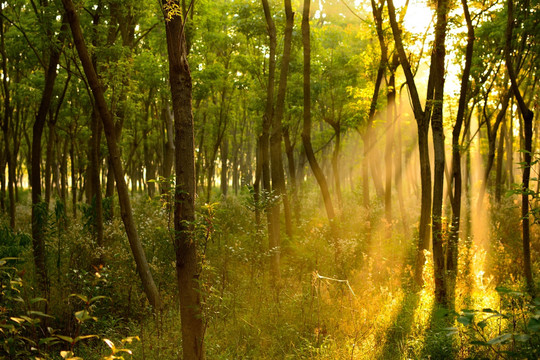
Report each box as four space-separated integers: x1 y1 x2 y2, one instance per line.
0 186 538 359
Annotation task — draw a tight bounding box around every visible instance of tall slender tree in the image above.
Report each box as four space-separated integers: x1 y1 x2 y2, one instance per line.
163 0 206 357
61 0 163 310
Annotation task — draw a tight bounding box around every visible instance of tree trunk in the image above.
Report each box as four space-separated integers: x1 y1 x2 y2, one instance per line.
261 0 281 281
284 125 300 226
271 0 294 239
388 0 434 288
447 0 474 305
62 0 163 309
89 109 104 248
494 117 506 203
430 0 449 305
31 21 66 293
385 69 396 231
504 0 535 296
302 0 335 223
163 1 206 357
476 91 510 212
0 16 15 228
220 136 228 197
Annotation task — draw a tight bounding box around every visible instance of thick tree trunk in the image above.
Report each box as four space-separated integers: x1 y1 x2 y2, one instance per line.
163 1 206 357
62 0 163 309
302 0 335 223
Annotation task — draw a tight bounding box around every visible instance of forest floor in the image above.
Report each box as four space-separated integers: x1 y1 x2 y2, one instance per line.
1 188 538 359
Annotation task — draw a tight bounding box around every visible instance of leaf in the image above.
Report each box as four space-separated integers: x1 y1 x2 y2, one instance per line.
477 320 488 329
481 308 498 313
470 340 489 346
103 338 115 350
28 311 54 318
56 335 74 343
74 309 97 323
74 334 98 343
528 317 540 332
69 294 88 304
458 314 473 326
513 334 530 342
89 295 109 304
487 333 512 345
30 297 48 304
121 336 140 344
10 317 26 324
38 337 61 345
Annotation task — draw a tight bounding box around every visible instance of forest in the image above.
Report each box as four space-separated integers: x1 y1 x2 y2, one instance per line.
0 0 539 358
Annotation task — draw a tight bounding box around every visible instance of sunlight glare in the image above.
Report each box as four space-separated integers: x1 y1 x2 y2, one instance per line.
395 0 434 34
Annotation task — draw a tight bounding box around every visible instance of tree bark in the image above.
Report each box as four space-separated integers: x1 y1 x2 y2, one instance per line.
271 0 294 238
429 0 450 305
504 0 535 296
31 20 67 293
387 0 433 287
447 0 474 303
261 0 281 281
302 0 335 223
62 0 163 310
163 1 206 358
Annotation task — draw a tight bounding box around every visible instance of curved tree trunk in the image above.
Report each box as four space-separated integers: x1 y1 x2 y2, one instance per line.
62 0 163 310
302 0 335 223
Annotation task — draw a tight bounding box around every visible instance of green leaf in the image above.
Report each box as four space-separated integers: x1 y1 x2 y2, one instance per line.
458 314 473 326
38 337 61 345
69 294 88 303
528 317 540 332
74 309 97 323
477 320 487 329
470 340 488 346
481 308 498 313
56 335 74 343
513 334 530 342
28 311 54 318
89 295 109 304
30 297 48 304
487 333 512 345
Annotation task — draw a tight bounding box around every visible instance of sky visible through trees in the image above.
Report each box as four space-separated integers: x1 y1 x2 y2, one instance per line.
0 0 539 359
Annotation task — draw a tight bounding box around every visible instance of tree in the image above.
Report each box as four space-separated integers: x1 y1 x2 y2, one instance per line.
387 0 450 304
163 0 206 357
61 0 163 310
504 0 535 296
302 0 336 223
